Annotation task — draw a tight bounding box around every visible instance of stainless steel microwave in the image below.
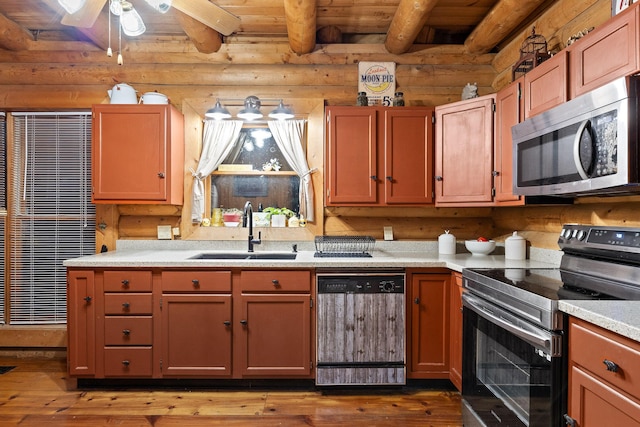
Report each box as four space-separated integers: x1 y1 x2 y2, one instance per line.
511 76 640 196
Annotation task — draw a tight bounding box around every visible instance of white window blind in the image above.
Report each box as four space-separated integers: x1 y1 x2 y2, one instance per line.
0 112 6 323
9 113 95 324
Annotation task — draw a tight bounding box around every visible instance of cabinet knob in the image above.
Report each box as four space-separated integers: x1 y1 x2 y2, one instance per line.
414 298 420 305
240 319 248 326
122 302 130 309
272 279 280 287
192 279 200 288
122 360 130 367
158 172 165 178
563 414 577 427
386 176 393 182
370 175 377 181
492 170 500 176
603 359 619 372
122 329 131 336
83 296 92 303
121 279 129 288
435 175 443 181
223 321 231 327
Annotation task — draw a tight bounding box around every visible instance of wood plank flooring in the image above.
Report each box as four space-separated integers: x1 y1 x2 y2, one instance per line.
0 357 462 426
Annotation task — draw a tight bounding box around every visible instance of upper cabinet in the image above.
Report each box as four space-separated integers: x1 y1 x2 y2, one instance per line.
524 50 568 119
325 106 434 206
569 4 639 98
434 95 495 206
92 104 184 205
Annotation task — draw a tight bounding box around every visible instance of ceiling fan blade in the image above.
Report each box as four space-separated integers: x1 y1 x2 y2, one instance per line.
60 0 108 28
172 0 240 36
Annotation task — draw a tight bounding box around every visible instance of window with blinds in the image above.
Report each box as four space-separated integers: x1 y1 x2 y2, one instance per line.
0 113 6 323
9 113 95 324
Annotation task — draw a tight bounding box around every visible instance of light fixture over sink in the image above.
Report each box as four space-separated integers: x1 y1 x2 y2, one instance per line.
205 96 295 121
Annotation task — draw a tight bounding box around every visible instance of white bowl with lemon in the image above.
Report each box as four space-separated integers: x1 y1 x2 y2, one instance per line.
465 238 496 256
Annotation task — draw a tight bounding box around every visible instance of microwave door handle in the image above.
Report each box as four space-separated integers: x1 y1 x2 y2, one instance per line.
573 119 591 180
463 293 551 351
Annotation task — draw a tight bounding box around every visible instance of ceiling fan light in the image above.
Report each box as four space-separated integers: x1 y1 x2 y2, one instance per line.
145 0 172 14
268 100 295 120
58 0 87 15
120 4 146 37
205 100 232 120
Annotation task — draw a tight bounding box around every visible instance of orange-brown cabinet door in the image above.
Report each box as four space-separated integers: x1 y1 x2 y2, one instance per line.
92 104 169 202
237 294 312 377
67 269 96 376
384 108 434 204
325 106 378 205
160 294 232 377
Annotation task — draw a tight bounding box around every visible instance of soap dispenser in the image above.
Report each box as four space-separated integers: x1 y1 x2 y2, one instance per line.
438 230 456 255
505 231 527 260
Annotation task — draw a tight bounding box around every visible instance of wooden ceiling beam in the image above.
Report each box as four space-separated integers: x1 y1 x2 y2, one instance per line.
464 0 549 54
284 0 317 55
173 9 222 54
385 0 439 54
0 13 34 51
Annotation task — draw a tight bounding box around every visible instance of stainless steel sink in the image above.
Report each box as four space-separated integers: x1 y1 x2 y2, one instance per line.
189 252 298 260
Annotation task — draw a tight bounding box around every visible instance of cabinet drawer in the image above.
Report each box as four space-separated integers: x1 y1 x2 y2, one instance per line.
240 270 311 292
104 347 153 377
104 293 152 315
570 318 640 399
104 316 153 345
104 271 152 292
161 271 231 292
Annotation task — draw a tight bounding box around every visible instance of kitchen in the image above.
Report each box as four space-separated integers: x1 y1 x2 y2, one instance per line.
2 0 640 425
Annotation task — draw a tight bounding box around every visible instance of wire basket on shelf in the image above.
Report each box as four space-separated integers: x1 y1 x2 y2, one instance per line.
314 236 375 258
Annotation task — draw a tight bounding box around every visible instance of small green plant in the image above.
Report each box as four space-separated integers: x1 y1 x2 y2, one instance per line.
262 206 296 219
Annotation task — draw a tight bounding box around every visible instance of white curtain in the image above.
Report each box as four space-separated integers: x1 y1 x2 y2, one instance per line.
268 120 316 222
191 120 243 222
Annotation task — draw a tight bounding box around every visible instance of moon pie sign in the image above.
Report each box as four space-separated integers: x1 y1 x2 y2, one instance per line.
358 62 396 106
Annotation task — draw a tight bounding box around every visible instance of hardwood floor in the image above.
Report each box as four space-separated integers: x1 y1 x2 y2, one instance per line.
0 357 463 426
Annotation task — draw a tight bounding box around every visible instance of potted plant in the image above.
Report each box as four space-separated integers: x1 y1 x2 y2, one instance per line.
263 206 295 227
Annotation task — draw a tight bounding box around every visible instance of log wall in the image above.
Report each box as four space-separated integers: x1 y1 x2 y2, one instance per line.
1 0 632 252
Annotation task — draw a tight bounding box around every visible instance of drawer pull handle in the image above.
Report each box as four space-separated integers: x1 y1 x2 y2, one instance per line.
240 319 248 326
192 279 200 287
563 414 576 427
223 321 231 327
121 279 129 288
370 175 377 181
122 329 131 336
435 175 443 181
122 360 130 367
386 176 393 182
122 302 130 309
272 279 280 286
603 359 619 372
83 296 92 303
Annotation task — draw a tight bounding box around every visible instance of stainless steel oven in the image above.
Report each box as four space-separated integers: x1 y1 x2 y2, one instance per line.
462 224 640 426
512 76 640 196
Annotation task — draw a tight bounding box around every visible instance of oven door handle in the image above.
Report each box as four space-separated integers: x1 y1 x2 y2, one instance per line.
463 292 551 351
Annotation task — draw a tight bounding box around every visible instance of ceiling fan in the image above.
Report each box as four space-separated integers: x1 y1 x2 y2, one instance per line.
58 0 240 36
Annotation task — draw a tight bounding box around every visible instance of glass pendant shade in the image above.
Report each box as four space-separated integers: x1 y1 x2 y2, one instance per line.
58 0 87 14
120 3 146 37
268 100 295 120
109 0 123 16
145 0 172 13
205 100 232 120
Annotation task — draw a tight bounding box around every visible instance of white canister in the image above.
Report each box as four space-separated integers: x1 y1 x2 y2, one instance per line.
438 230 456 255
505 231 527 260
140 92 169 104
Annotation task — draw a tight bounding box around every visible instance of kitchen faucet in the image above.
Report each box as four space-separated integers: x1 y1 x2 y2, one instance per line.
243 201 262 252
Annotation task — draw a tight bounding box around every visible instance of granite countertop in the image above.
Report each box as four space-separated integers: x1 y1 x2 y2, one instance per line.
559 300 640 342
62 240 561 272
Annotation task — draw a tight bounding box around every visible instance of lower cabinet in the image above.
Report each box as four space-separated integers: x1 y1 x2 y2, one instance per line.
67 268 314 380
566 317 640 426
449 272 463 390
407 269 450 379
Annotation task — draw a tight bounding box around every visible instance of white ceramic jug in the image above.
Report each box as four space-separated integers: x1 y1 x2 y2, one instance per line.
505 231 527 260
438 230 456 255
107 83 138 104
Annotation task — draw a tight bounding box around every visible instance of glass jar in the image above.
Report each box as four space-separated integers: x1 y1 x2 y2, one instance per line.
356 92 368 106
393 92 405 106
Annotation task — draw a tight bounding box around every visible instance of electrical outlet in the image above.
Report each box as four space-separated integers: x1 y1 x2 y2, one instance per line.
384 226 394 241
